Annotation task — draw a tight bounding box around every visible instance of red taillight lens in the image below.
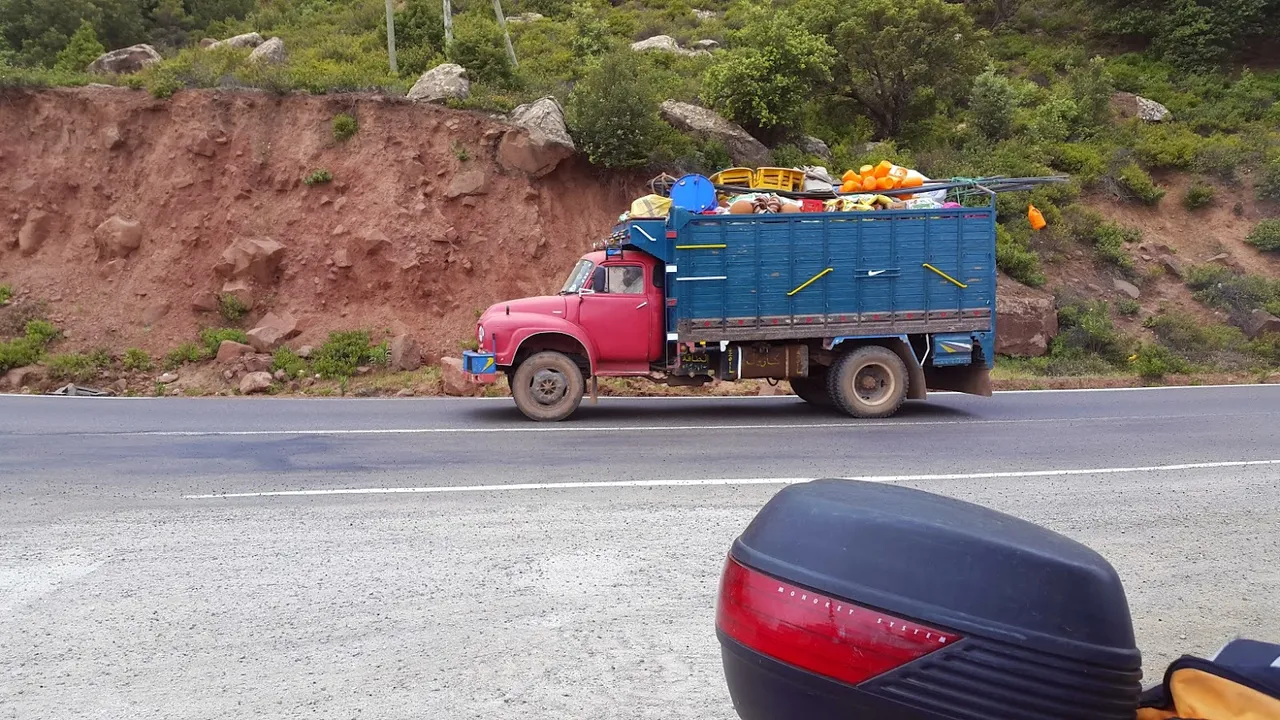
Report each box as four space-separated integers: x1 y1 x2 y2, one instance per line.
716 555 959 686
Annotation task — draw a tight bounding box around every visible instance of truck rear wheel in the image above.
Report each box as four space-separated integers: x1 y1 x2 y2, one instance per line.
511 351 585 422
828 346 908 419
789 371 832 407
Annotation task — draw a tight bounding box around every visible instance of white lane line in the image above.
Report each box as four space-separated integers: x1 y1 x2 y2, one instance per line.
185 458 1280 499
66 411 1276 438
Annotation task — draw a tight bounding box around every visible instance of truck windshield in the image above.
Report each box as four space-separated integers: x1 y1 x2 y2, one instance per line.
560 259 594 294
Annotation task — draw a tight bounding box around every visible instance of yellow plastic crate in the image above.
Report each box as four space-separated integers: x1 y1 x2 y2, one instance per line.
709 168 755 188
753 167 805 192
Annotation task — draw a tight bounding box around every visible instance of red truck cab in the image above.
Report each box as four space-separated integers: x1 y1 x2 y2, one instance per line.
470 250 665 419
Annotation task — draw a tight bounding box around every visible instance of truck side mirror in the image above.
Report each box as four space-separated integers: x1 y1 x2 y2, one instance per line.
590 266 607 294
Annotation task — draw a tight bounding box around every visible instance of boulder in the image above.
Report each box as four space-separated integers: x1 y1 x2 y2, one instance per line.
17 210 53 256
94 215 143 259
693 9 717 21
332 248 353 268
215 237 286 282
88 45 162 74
407 63 470 104
157 372 179 384
219 279 255 310
1111 91 1171 122
208 33 264 50
239 371 274 395
390 334 423 371
191 291 219 313
630 35 707 57
248 37 285 65
797 135 832 160
199 38 218 48
244 354 273 374
509 12 545 22
4 366 44 391
499 97 576 178
659 101 770 167
995 280 1058 357
297 345 314 359
446 170 489 199
1113 277 1141 299
246 311 300 352
1160 256 1184 279
441 357 480 397
1244 309 1280 339
690 39 720 51
141 301 170 325
216 340 255 363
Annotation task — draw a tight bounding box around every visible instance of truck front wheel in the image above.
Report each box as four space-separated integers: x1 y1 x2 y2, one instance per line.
828 346 908 419
511 351 585 422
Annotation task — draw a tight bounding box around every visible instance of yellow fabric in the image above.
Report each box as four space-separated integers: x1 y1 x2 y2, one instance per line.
1141 668 1280 719
629 194 672 218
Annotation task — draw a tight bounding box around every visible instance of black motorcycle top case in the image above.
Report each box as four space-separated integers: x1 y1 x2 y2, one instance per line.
718 479 1143 720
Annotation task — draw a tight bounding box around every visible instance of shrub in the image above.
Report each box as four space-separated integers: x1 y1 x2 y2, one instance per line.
218 293 248 323
1132 343 1192 379
1048 143 1106 185
567 51 668 169
0 338 43 373
122 348 153 372
1132 124 1200 170
1070 218 1140 274
199 327 250 355
1053 300 1132 366
1257 159 1280 203
1247 220 1280 252
970 69 1016 140
1185 265 1280 322
271 346 308 378
995 224 1046 287
47 353 101 383
303 169 334 186
451 141 471 162
24 319 61 345
0 285 11 305
1117 298 1141 316
53 21 105 74
447 12 516 87
1115 162 1165 205
164 342 209 370
312 330 383 378
1182 181 1215 211
332 113 359 142
1142 312 1251 369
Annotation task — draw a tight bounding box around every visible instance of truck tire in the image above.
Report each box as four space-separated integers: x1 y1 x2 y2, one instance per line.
827 345 908 419
789 372 832 407
511 351 585 422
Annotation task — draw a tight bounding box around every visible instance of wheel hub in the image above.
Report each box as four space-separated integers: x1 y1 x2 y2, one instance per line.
853 364 894 405
531 369 568 405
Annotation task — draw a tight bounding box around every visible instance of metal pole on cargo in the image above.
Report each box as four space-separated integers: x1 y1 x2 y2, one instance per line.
385 0 398 74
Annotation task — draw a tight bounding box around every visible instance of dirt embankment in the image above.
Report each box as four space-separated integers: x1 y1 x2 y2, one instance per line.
0 87 639 360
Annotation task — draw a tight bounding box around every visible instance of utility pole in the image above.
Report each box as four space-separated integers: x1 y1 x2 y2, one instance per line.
492 0 518 68
384 0 398 74
443 0 453 46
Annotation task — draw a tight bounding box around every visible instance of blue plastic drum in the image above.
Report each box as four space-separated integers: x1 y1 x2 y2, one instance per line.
670 174 718 213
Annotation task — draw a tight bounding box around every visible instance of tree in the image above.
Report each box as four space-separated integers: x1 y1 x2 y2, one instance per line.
53 19 104 72
1102 0 1280 68
567 50 666 169
0 0 145 67
147 0 190 49
701 10 834 143
795 0 987 138
447 12 514 87
970 69 1015 140
183 0 254 32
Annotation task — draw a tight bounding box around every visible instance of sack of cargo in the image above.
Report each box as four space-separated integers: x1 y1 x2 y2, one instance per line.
630 194 672 218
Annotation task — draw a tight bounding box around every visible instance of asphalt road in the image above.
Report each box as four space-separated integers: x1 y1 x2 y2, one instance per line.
3 386 1279 719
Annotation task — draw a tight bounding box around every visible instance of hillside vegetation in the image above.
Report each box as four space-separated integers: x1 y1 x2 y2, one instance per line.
2 0 1279 385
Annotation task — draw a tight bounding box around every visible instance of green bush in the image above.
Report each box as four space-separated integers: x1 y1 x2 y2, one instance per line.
271 346 308 378
1142 312 1252 368
164 342 208 370
0 338 43 373
1257 159 1280 202
1132 124 1200 170
567 50 668 169
1117 298 1141 316
1066 213 1140 273
332 113 359 142
303 168 334 186
199 327 250 355
1132 343 1193 379
312 330 384 378
1182 181 1215 210
24 319 61 345
0 285 11 305
447 12 516 87
1246 220 1280 252
1185 264 1280 322
1048 143 1107 184
218 293 248 323
122 348 153 372
1115 162 1165 205
53 20 104 74
995 224 1046 287
970 69 1016 140
47 353 102 383
1053 300 1132 366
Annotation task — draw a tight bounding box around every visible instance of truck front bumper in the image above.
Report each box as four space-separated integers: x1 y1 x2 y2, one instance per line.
462 351 499 384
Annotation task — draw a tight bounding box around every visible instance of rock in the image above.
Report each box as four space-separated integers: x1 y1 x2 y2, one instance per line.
142 301 170 324
112 378 129 394
244 354 272 374
17 210 53 256
208 32 264 50
94 215 143 259
273 369 288 381
248 37 285 65
356 365 372 375
219 279 255 309
1208 252 1231 264
199 38 217 48
390 334 423 371
693 9 717 21
216 340 255 363
1113 278 1141 299
191 291 219 313
297 345 314 359
407 63 470 104
1244 310 1280 339
4 366 44 390
498 97 575 178
239 371 274 394
103 124 124 150
246 311 300 352
215 237 286 282
757 381 785 396
446 170 489 198
690 39 720 51
1111 91 1171 122
157 372 179 384
441 357 480 397
508 12 544 22
630 35 706 57
659 101 770 167
88 44 162 74
996 281 1058 357
333 248 353 268
797 136 832 160
1161 256 1184 278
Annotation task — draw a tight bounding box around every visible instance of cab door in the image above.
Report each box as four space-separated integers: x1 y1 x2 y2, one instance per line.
577 263 654 364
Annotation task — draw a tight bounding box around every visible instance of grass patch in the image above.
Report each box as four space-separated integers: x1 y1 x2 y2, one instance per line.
312 330 386 378
46 350 111 383
0 319 62 373
218 294 249 323
271 346 309 379
1182 181 1215 211
332 113 359 142
1115 162 1165 205
1131 343 1193 379
303 169 334 186
0 285 11 305
199 328 250 355
1246 220 1280 252
164 342 209 370
1186 265 1280 321
995 224 1046 287
122 348 153 372
1117 298 1141 316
